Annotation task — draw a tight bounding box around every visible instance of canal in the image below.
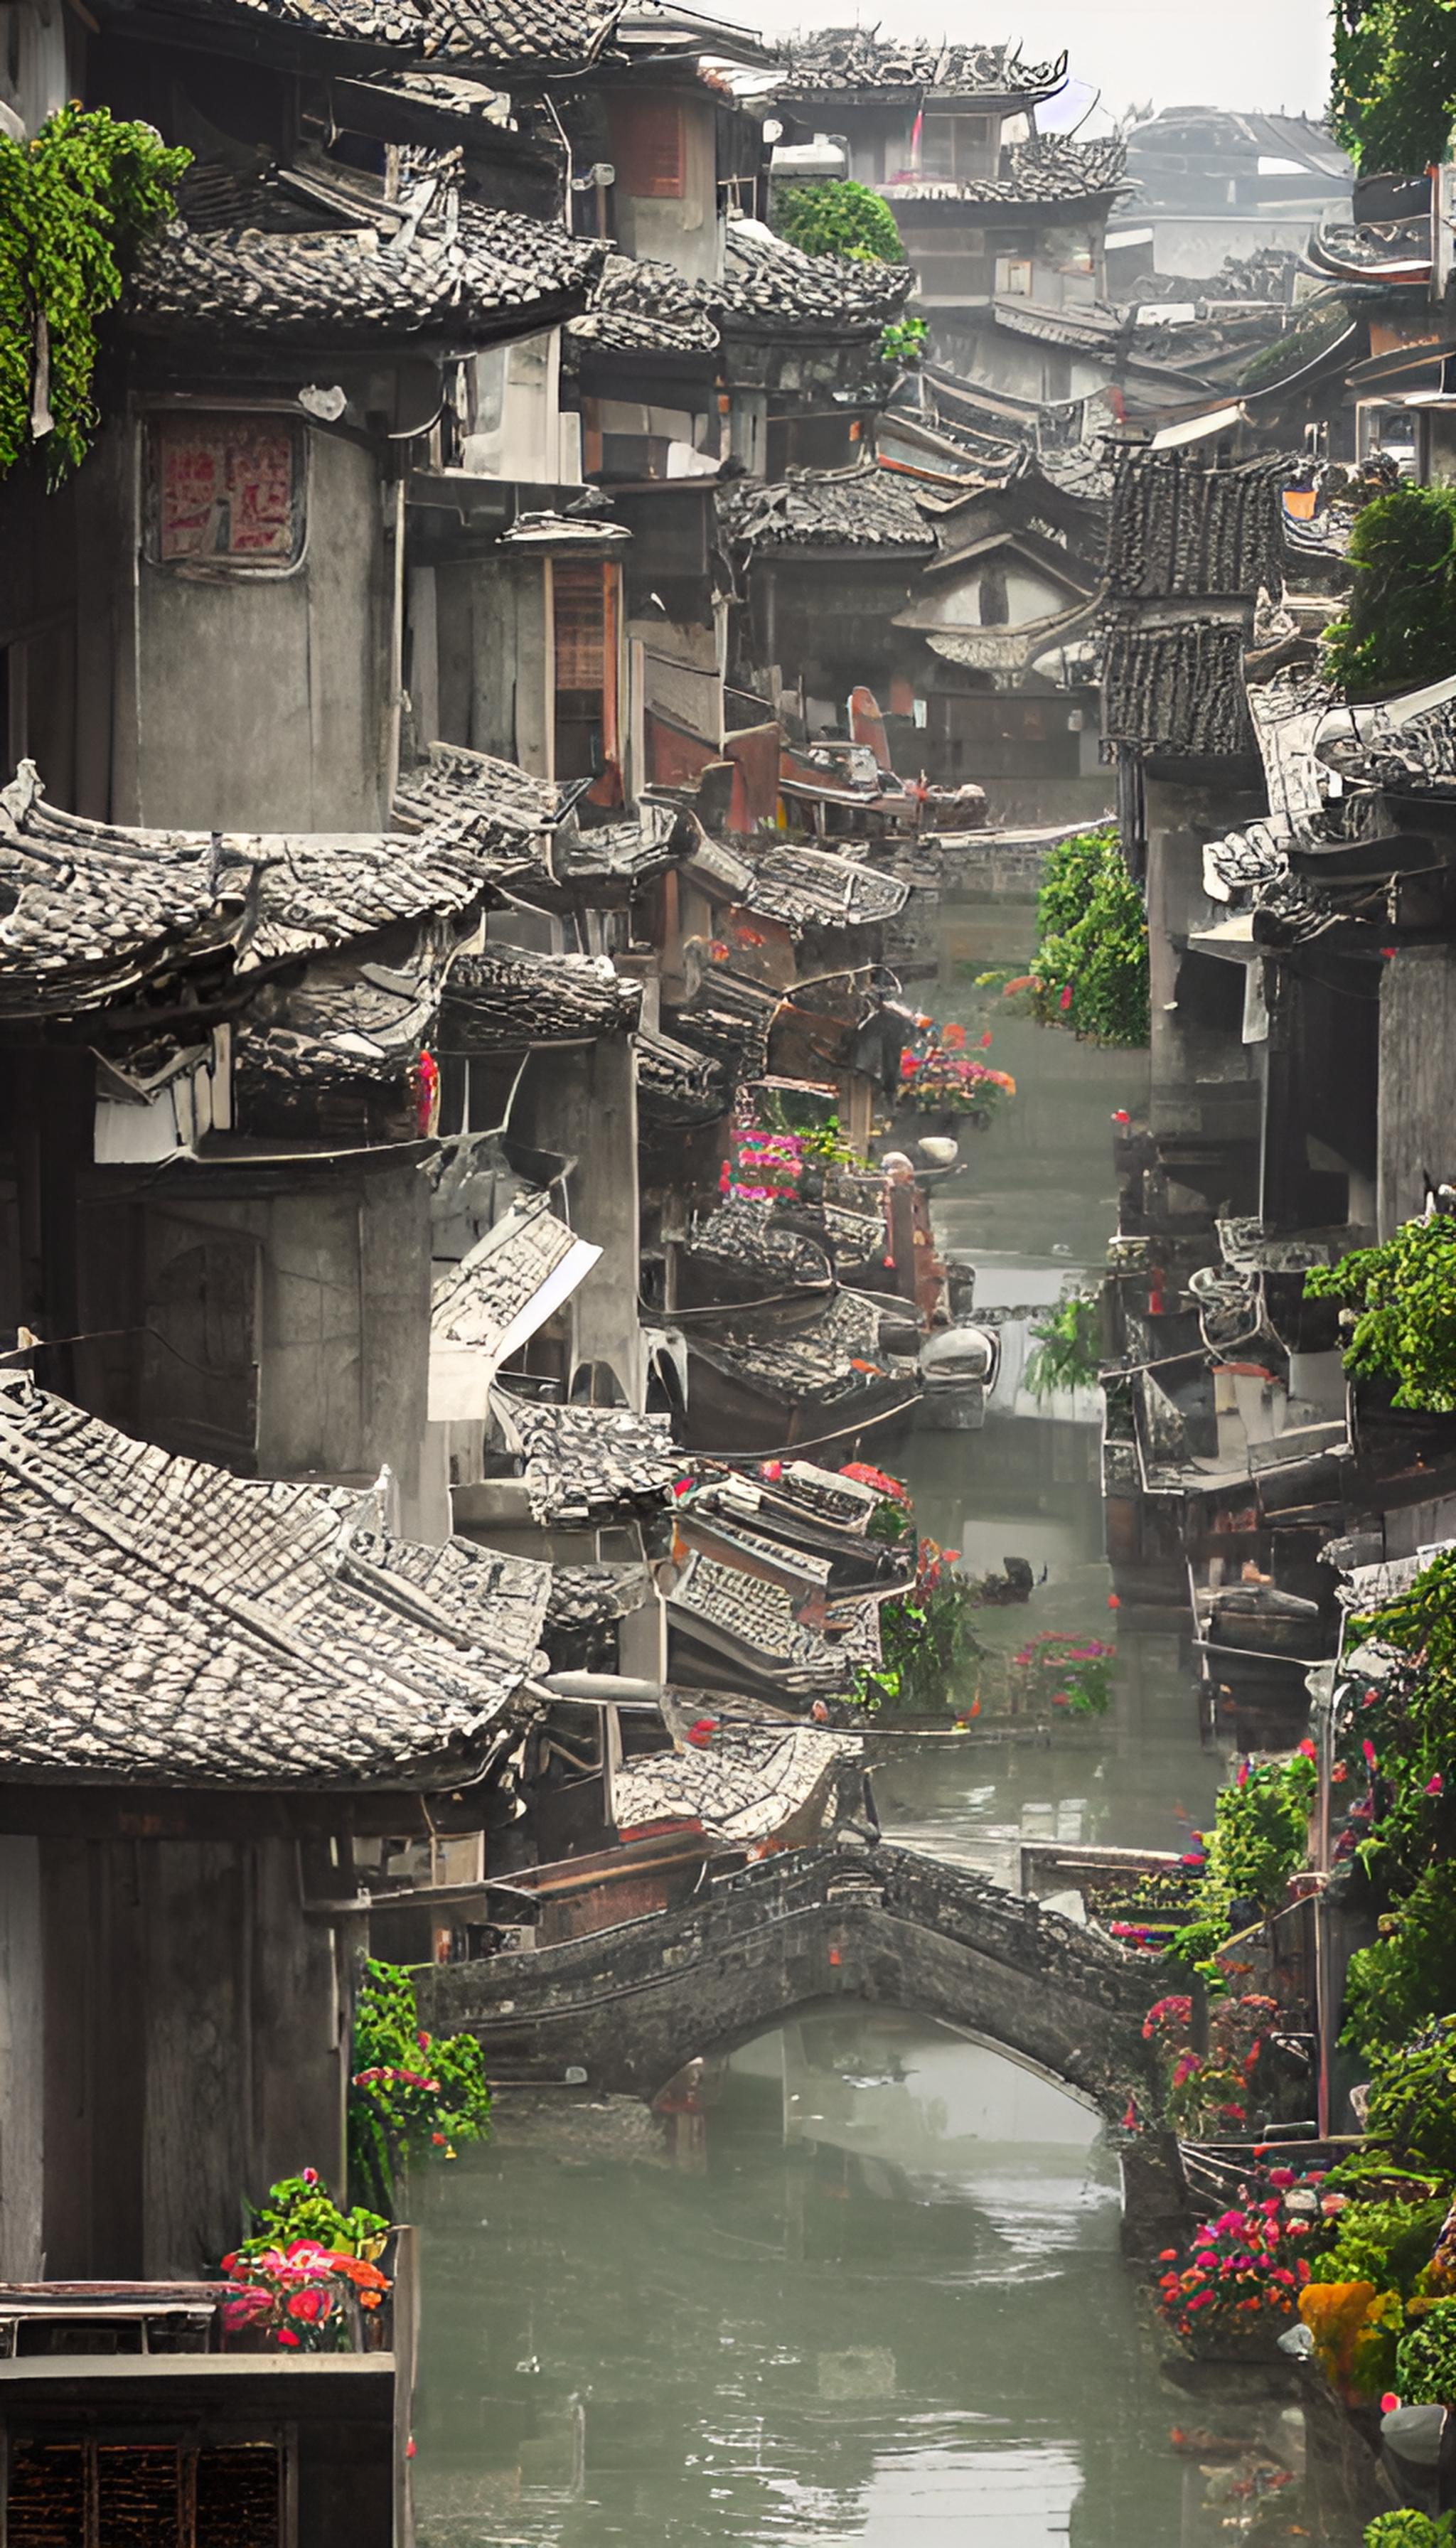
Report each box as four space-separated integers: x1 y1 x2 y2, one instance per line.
412 880 1228 2546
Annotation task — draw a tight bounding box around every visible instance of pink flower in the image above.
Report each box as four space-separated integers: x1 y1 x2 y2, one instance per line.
302 2168 319 2187
1297 1738 1317 1759
1427 1774 1445 1797
1381 2393 1401 2414
221 2290 272 2330
1363 1738 1379 1769
1237 1759 1250 1787
1059 984 1074 1012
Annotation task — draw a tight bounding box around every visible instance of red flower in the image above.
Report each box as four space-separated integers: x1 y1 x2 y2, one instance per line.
979 1030 993 1049
277 2328 301 2348
287 2286 331 2325
1107 1592 1121 1610
1059 984 1074 1012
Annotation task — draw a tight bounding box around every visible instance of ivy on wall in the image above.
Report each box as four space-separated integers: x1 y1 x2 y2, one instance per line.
0 104 189 482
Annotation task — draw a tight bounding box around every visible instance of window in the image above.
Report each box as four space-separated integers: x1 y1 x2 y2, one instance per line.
147 416 305 568
6 2439 284 2546
919 113 998 181
553 558 614 786
609 97 685 198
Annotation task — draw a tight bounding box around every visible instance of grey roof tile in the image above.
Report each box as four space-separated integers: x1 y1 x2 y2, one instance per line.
0 761 486 1021
440 945 642 1050
491 1389 682 1524
0 1379 550 1787
775 29 1066 101
882 136 1128 208
718 467 938 555
129 164 604 345
1106 449 1288 600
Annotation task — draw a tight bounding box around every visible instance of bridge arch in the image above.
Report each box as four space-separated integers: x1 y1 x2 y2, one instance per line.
419 1846 1161 2126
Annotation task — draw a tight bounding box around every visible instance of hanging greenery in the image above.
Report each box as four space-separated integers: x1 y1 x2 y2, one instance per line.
1305 1214 1456 1412
1024 1291 1103 1398
1332 0 1456 173
0 104 190 483
1322 484 1456 700
348 1958 492 2212
771 178 906 264
978 828 1150 1049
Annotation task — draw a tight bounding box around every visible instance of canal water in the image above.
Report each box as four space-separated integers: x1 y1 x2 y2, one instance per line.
412 884 1229 2547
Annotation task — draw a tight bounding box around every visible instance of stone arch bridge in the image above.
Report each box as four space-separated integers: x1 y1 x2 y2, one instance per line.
417 1846 1161 2123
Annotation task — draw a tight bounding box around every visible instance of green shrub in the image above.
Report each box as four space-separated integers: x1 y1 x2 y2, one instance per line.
1311 2196 1449 2300
773 179 905 263
237 2172 389 2263
1366 2512 1456 2546
348 1958 491 2211
1307 1216 1456 1413
1366 2018 1456 2176
1344 1863 1456 2057
1397 2297 1456 2404
1322 485 1456 700
1024 828 1150 1048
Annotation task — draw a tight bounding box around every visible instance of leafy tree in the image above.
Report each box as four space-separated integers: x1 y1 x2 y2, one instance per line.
1332 0 1456 173
1322 484 1456 700
1 105 190 481
1306 1215 1456 1411
773 178 906 263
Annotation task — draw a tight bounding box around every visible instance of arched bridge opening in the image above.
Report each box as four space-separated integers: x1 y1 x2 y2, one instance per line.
417 1846 1160 2126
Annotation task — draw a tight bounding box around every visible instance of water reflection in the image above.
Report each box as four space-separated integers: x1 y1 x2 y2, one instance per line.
414 2003 1184 2548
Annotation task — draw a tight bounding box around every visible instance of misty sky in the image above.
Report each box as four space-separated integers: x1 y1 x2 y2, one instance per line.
745 0 1334 124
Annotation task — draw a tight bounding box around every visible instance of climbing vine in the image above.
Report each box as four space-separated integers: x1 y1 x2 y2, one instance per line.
0 104 190 481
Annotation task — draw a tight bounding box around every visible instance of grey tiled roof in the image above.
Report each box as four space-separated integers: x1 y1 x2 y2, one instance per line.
439 946 642 1050
687 1288 911 1414
393 742 567 866
432 1197 584 1354
1106 450 1288 600
882 136 1128 207
0 1379 550 1787
493 1391 683 1524
611 1719 852 1843
775 29 1066 100
129 166 603 345
545 1561 655 1642
685 1200 834 1290
636 1026 731 1128
1101 619 1254 756
667 1548 882 1695
117 0 619 73
0 761 486 1021
568 253 721 355
232 960 439 1140
715 222 911 338
718 468 938 555
743 843 911 934
665 970 778 1083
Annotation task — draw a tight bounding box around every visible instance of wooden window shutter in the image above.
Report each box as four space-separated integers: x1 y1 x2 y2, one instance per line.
611 97 685 198
554 562 607 691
